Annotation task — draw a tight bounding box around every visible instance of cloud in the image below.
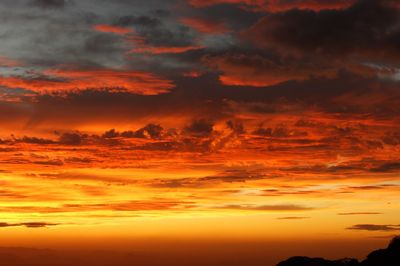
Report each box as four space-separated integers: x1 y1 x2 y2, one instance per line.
382 132 400 146
0 56 21 67
226 120 245 134
116 15 162 28
102 15 205 56
30 0 68 9
0 0 399 234
134 124 164 139
0 222 58 228
184 119 214 137
370 162 400 173
34 159 64 166
338 212 382 215
187 0 357 12
119 13 202 56
219 204 314 211
180 17 229 34
204 0 400 87
277 216 310 220
347 224 400 231
102 124 165 139
147 169 267 188
245 0 400 62
93 25 133 35
0 69 174 95
0 200 192 214
58 132 85 145
14 136 55 145
204 52 331 87
131 45 204 55
251 125 307 138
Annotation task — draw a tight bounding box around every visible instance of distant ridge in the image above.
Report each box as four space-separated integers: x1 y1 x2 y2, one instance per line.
277 236 400 266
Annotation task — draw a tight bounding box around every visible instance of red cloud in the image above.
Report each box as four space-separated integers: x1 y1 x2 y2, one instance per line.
183 71 203 77
126 33 203 55
93 24 133 35
0 56 21 67
131 45 204 55
0 69 174 95
180 18 229 34
204 53 336 87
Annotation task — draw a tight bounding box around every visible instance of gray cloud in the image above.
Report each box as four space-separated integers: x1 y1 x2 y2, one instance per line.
30 0 69 9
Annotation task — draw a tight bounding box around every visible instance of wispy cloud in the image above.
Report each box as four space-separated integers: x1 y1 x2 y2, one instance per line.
347 224 400 231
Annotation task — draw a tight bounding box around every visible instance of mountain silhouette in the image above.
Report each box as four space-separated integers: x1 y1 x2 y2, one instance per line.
277 236 400 266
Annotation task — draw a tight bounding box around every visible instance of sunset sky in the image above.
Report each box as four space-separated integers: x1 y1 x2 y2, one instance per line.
0 0 399 264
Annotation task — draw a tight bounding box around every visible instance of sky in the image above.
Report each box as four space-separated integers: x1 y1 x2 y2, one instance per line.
0 0 399 264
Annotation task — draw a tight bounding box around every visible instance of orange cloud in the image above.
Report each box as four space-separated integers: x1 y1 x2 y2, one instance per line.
0 69 174 95
93 24 133 35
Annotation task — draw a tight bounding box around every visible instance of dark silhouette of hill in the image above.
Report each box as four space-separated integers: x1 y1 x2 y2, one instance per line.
361 237 400 266
277 236 400 266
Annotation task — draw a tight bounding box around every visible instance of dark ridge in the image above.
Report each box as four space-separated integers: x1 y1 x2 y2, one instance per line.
277 236 400 266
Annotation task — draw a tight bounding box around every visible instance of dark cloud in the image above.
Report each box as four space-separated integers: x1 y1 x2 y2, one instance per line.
204 0 400 87
226 120 245 134
347 224 400 231
6 71 398 130
116 15 162 28
14 136 55 145
252 125 307 138
58 132 85 145
204 51 336 87
184 119 214 137
128 17 197 48
147 169 267 188
30 0 68 9
102 129 120 139
246 0 400 61
370 162 400 173
102 124 164 139
277 216 310 220
0 221 58 228
200 170 265 183
187 0 359 12
83 33 128 56
64 157 93 164
135 124 164 139
382 132 400 146
184 2 263 30
0 200 191 213
33 159 64 166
